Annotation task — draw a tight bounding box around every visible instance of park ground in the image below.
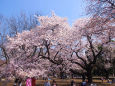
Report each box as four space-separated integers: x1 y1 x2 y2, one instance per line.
0 78 115 86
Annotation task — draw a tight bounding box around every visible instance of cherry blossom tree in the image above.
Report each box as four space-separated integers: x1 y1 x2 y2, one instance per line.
86 0 115 19
93 42 115 79
1 13 72 79
1 12 114 83
48 58 71 79
0 12 40 75
69 16 115 83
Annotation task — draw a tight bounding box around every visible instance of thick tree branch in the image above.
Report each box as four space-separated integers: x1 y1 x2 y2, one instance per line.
1 46 9 64
70 59 86 70
54 48 62 60
75 51 87 66
87 35 96 58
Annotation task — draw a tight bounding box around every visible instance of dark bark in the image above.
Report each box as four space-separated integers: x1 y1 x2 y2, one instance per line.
86 66 93 83
87 71 92 83
70 69 86 81
82 74 86 81
105 69 109 79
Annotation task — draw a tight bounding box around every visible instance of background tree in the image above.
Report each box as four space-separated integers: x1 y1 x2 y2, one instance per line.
93 44 115 78
1 12 114 83
1 13 72 79
0 12 40 80
69 16 115 83
0 12 40 61
7 12 39 36
112 58 115 76
86 0 115 19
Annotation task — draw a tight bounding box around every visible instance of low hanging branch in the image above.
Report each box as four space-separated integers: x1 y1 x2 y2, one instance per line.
1 46 9 64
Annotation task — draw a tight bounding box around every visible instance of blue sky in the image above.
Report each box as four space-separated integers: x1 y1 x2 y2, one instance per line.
0 0 87 24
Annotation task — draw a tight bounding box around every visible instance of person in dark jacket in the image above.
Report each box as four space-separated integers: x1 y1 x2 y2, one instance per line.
13 78 19 86
18 78 22 86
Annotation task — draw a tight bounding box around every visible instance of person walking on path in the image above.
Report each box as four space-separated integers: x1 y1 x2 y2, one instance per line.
26 78 32 86
32 77 36 86
13 78 19 86
81 80 86 86
70 80 76 86
52 80 57 86
44 78 51 86
18 78 22 86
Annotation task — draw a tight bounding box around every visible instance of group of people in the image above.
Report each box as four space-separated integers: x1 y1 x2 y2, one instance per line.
13 78 86 86
26 77 36 86
13 77 115 86
13 77 36 86
44 79 86 86
71 80 87 86
101 77 115 84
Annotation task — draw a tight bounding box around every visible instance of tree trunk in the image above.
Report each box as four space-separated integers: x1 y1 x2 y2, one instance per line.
82 74 86 81
87 74 92 83
71 74 74 79
60 72 64 79
105 70 109 79
87 70 92 83
113 68 115 77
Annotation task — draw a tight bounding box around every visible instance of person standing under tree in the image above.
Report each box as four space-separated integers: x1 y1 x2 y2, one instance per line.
44 78 51 86
18 78 22 86
13 78 19 86
32 77 36 86
26 78 32 86
52 80 57 86
70 80 76 86
81 80 86 86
